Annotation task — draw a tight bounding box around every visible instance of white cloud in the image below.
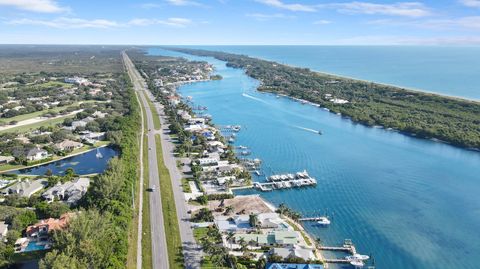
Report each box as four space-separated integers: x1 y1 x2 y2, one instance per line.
368 16 480 30
140 3 163 9
0 0 67 13
314 20 332 25
459 0 480 7
166 0 202 6
6 17 119 28
327 2 431 17
128 17 192 27
255 0 316 12
246 13 295 21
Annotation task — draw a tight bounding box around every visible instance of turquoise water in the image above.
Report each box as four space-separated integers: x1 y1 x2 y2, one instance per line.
179 46 480 100
148 48 480 269
23 241 48 252
10 147 118 176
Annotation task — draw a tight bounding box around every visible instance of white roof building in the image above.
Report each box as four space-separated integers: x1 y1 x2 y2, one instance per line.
4 179 48 197
42 177 90 205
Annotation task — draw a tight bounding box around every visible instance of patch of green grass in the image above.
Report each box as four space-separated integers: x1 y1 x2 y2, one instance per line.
35 81 73 89
155 134 184 268
182 178 192 193
0 114 74 134
140 97 153 269
145 94 161 130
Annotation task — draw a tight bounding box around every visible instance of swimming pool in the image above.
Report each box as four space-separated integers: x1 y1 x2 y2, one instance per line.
23 241 49 252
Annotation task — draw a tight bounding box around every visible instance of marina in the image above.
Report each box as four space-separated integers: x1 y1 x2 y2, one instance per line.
253 170 317 191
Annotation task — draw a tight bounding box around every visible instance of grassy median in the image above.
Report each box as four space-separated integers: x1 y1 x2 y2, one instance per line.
145 93 161 130
155 134 184 269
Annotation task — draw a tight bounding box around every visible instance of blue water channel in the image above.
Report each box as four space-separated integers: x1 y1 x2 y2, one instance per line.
10 147 118 176
148 48 480 269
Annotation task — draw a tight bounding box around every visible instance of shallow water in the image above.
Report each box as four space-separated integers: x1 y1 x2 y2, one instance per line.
149 48 480 269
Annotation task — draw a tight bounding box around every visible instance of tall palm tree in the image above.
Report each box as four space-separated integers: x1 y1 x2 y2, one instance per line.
226 231 235 249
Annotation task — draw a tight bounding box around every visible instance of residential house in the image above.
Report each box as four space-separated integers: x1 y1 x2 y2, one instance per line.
26 148 49 161
0 221 8 242
0 155 15 164
54 140 83 151
257 213 286 229
267 263 323 269
26 213 74 240
215 215 252 232
4 179 48 197
65 76 88 85
270 246 317 262
42 177 90 205
233 230 300 247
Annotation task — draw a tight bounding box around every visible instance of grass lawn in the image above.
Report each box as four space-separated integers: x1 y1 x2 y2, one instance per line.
35 81 73 89
140 97 153 269
181 178 192 193
145 93 161 130
0 100 96 125
0 114 74 134
155 134 184 269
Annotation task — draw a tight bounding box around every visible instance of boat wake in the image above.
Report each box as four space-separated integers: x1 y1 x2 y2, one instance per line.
242 93 267 104
294 125 319 134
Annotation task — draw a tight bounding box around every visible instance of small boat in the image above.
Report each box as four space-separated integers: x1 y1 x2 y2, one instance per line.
241 151 250 156
228 137 235 143
255 170 261 176
317 217 331 225
350 260 364 267
346 254 370 261
232 125 241 132
238 145 248 150
318 130 323 135
96 148 103 159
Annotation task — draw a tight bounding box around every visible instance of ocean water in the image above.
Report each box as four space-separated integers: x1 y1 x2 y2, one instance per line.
179 45 480 100
148 48 480 269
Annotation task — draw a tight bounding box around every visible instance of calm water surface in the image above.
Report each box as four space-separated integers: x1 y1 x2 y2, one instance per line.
12 147 118 175
149 48 480 269
183 45 480 100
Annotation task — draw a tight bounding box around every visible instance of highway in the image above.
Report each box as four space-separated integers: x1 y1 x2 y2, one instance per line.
123 51 170 269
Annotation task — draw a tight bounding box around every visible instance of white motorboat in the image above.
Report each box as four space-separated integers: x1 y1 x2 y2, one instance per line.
350 260 364 267
346 254 370 261
317 217 331 225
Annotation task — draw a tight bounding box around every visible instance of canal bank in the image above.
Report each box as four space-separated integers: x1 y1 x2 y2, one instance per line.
149 47 480 269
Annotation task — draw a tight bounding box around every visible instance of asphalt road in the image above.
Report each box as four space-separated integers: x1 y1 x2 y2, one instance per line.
123 52 170 269
149 92 203 269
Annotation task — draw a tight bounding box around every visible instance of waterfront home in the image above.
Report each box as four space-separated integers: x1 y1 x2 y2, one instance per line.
207 141 226 153
184 124 204 132
216 176 236 186
54 139 83 151
177 109 192 121
26 213 73 240
198 157 219 166
79 131 106 141
270 246 317 262
71 120 88 129
0 155 15 164
257 213 287 229
26 148 49 161
267 263 323 269
215 215 252 232
4 179 48 197
188 118 206 125
0 179 15 189
234 230 300 247
42 177 90 205
0 221 8 242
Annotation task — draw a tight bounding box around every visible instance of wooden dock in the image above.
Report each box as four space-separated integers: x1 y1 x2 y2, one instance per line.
253 179 316 191
324 259 350 264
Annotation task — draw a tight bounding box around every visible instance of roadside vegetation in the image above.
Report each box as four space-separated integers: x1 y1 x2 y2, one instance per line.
154 134 184 269
167 47 480 150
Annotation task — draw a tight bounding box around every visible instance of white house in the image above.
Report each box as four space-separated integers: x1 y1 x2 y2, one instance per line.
54 140 83 151
26 148 49 161
42 177 90 205
0 156 15 164
4 179 48 197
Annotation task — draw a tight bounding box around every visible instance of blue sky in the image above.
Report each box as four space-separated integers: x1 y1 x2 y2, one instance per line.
0 0 480 45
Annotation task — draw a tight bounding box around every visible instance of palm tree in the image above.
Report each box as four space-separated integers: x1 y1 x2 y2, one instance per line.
226 231 235 249
225 205 234 215
249 213 258 228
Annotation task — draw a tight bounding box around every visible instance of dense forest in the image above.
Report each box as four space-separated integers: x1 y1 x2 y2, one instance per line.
166 47 480 150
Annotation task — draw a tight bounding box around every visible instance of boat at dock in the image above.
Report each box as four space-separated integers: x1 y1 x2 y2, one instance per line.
317 217 331 225
346 254 370 261
253 170 317 191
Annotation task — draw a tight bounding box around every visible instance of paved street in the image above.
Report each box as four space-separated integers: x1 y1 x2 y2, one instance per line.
123 52 170 269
